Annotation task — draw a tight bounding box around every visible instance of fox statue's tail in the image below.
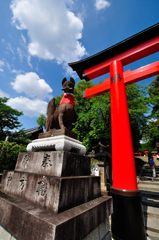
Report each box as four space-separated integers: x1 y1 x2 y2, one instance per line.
46 98 56 131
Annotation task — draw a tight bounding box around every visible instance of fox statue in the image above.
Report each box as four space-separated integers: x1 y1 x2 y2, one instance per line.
46 77 76 131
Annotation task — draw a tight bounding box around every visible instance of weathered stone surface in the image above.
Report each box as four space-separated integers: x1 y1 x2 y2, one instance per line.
15 151 90 177
2 171 101 213
0 191 112 240
0 192 55 240
0 225 12 240
26 135 86 155
0 132 112 239
83 220 111 240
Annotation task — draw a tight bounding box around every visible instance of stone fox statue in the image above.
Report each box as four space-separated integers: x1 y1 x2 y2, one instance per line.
46 77 76 131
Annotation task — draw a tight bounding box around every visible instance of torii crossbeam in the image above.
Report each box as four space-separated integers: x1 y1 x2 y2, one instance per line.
69 23 159 240
84 61 159 98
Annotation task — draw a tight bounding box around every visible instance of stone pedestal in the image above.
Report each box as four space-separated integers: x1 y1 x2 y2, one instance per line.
0 135 112 239
26 135 86 155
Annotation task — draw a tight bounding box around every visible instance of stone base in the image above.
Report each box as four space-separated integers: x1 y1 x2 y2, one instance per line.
27 135 86 155
0 224 112 240
2 171 101 213
83 221 112 240
39 128 76 139
15 151 90 177
0 226 16 240
0 191 112 240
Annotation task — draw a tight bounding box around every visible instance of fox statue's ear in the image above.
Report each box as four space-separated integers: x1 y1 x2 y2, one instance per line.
70 77 75 85
62 77 67 85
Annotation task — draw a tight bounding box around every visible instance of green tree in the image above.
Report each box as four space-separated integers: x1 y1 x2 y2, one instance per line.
8 129 30 145
143 76 159 149
126 84 148 150
148 75 159 118
143 120 159 150
73 80 110 151
54 95 62 106
0 97 23 140
73 81 148 151
0 141 26 172
37 114 46 129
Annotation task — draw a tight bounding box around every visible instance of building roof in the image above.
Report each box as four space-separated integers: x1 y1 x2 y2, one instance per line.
23 126 43 136
69 23 159 80
24 126 43 134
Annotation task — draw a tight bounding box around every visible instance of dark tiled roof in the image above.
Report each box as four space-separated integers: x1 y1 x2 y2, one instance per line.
24 126 43 135
69 23 159 79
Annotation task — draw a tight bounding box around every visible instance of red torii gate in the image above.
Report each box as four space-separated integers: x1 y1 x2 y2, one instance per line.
69 23 159 240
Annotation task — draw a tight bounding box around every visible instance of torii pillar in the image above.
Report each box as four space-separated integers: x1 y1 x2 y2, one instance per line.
69 23 159 240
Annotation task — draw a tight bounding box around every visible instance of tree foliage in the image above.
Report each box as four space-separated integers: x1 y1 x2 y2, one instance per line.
37 114 46 129
0 97 22 140
144 120 159 150
148 75 159 118
143 75 159 149
73 81 148 151
0 141 26 172
126 84 148 150
8 130 30 145
73 80 110 150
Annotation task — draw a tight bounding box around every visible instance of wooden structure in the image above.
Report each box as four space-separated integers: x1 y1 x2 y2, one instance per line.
69 23 159 240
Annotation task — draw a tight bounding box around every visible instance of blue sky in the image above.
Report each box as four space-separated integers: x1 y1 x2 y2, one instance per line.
0 0 158 129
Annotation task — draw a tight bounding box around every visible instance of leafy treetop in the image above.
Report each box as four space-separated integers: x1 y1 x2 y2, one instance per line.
0 97 23 140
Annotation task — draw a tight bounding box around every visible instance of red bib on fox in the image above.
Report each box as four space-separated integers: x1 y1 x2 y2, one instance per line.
60 93 75 106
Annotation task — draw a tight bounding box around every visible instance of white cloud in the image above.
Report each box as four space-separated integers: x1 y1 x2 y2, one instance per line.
0 89 9 98
11 0 86 64
7 96 47 117
11 69 23 75
21 34 27 44
6 42 15 55
17 47 24 62
0 60 5 72
11 72 53 99
95 0 111 10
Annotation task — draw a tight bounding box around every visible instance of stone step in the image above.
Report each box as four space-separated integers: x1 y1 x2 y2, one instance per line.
139 177 159 181
138 185 159 192
142 173 159 177
0 191 112 240
146 229 159 240
139 167 159 177
138 180 159 185
138 180 159 192
2 171 101 213
141 190 159 239
143 205 159 239
16 151 90 177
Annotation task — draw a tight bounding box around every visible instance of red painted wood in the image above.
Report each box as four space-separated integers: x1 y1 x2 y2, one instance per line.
83 36 159 80
84 79 110 98
124 60 159 84
84 61 159 98
84 71 131 98
110 60 137 190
